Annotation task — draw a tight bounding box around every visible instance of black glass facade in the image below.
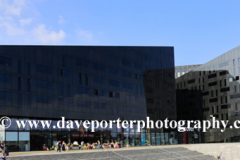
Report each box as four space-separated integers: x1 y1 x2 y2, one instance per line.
176 45 240 144
0 45 176 151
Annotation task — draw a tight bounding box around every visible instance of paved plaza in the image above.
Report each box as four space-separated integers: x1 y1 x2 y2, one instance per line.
6 146 216 160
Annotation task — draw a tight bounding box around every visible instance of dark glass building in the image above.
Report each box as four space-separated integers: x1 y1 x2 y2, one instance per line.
176 45 240 144
0 45 176 151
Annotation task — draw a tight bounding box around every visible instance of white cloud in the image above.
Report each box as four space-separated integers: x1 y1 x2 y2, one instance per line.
76 29 98 43
1 22 25 36
0 0 66 44
19 18 32 26
32 24 66 43
0 0 25 16
58 15 65 24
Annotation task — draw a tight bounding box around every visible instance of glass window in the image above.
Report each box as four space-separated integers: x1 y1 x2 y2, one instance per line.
233 59 236 67
4 75 11 83
18 77 21 91
48 97 53 104
184 67 187 72
122 70 131 78
19 132 30 141
18 60 21 73
68 85 71 97
93 63 105 71
27 78 31 91
58 98 63 105
109 79 119 87
60 83 63 96
180 67 182 72
37 95 42 103
6 132 18 141
18 93 22 107
19 132 30 151
58 69 63 76
27 94 31 108
5 92 11 100
78 87 90 94
108 67 119 74
36 80 42 87
114 93 120 98
6 132 18 151
175 68 178 72
99 90 105 96
122 82 132 89
68 99 73 106
94 76 105 84
94 102 106 109
63 70 72 77
76 59 89 67
79 73 82 85
4 57 11 66
42 96 48 103
122 59 131 66
77 101 90 108
27 62 31 75
0 91 4 99
36 64 52 74
134 63 143 69
86 74 88 86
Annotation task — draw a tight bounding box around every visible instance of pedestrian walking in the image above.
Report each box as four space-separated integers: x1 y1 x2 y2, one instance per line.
57 141 62 152
62 141 66 152
97 140 100 151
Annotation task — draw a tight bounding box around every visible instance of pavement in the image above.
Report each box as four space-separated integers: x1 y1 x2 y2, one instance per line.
5 145 217 160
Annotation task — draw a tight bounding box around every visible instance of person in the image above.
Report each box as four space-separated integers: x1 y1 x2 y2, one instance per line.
97 140 100 150
43 144 47 151
222 156 225 160
87 143 91 150
57 141 62 152
0 142 4 151
217 152 222 160
1 151 6 160
70 143 73 150
24 142 28 151
62 141 66 152
111 142 114 148
116 142 120 148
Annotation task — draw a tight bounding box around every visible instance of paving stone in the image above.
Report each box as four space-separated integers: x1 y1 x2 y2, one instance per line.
7 147 216 160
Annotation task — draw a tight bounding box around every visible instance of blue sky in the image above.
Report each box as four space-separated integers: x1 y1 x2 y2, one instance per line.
0 0 240 66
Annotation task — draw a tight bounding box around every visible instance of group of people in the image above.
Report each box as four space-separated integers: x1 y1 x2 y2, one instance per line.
105 142 120 148
56 141 68 152
54 140 102 151
85 140 102 150
43 140 121 153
